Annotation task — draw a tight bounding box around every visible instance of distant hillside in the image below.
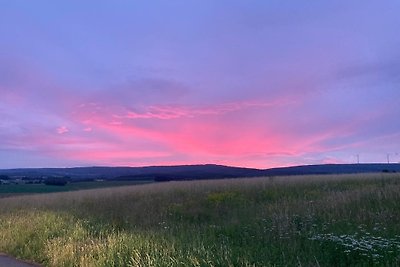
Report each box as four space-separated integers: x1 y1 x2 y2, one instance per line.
262 163 400 176
0 163 399 181
0 164 264 181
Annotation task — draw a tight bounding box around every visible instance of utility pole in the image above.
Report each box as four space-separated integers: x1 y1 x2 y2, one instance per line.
354 154 360 164
387 153 390 164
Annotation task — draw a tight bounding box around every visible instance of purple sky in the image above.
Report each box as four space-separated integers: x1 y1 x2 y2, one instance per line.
1 1 400 169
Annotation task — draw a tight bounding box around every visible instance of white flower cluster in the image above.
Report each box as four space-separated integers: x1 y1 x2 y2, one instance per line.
310 233 400 259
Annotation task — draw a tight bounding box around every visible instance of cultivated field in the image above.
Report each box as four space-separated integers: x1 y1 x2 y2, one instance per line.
0 173 399 266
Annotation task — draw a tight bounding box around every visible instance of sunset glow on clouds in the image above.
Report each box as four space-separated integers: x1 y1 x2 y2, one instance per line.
1 1 400 168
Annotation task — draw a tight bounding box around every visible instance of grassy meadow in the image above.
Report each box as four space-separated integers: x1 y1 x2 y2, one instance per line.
0 173 399 266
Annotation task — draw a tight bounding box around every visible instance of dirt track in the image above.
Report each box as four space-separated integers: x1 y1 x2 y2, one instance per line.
0 254 42 267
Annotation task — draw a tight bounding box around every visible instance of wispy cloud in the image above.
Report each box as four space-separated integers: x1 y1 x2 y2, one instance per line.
113 100 286 120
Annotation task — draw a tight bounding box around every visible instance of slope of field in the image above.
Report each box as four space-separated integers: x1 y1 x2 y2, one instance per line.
0 173 399 266
0 180 151 197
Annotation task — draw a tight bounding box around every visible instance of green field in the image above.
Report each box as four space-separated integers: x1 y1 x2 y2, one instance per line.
0 180 152 197
0 173 399 266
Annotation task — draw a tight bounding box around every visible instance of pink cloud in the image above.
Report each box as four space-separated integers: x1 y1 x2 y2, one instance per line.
56 126 69 134
57 93 357 168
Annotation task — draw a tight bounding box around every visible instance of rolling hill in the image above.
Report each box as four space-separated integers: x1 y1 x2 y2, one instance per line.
0 163 399 181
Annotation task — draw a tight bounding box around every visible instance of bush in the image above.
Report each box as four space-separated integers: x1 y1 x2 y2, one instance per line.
44 177 69 186
0 175 10 180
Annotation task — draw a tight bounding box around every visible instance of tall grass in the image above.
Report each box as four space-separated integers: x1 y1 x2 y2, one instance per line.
0 173 400 266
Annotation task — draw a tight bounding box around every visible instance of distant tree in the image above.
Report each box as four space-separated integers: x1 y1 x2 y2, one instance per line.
44 177 69 186
154 175 173 182
0 175 10 180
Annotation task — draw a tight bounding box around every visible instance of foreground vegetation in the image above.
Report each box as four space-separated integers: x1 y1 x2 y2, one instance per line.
0 173 399 266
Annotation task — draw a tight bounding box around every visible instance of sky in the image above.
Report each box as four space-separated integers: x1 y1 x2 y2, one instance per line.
1 1 400 169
